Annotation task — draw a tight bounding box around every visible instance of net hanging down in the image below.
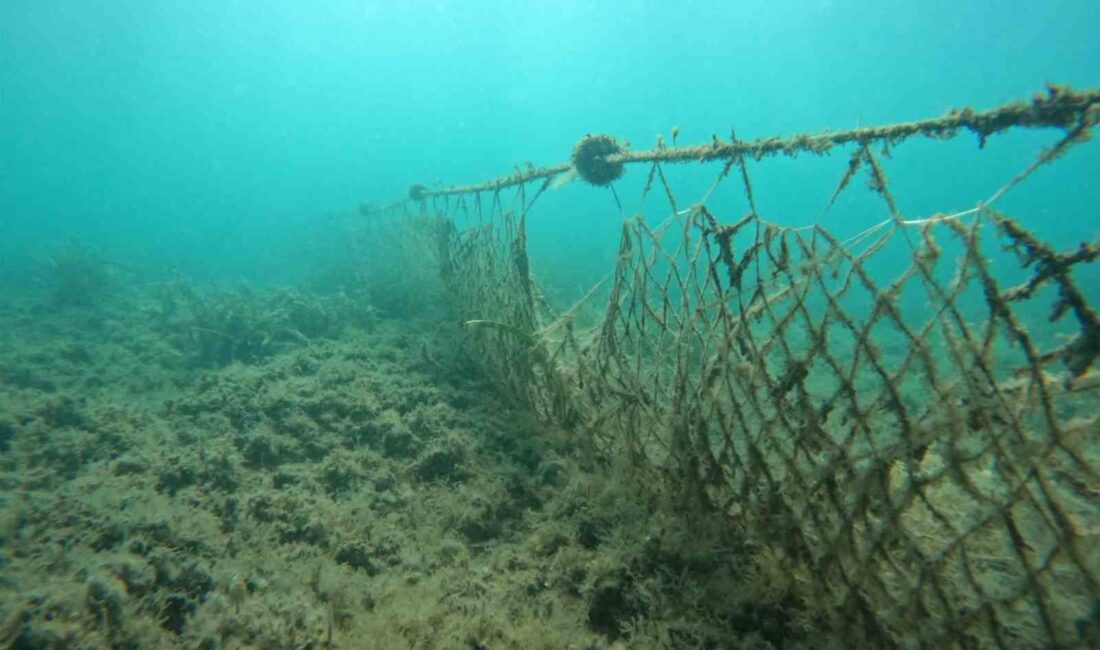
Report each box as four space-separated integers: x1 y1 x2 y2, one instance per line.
362 85 1099 648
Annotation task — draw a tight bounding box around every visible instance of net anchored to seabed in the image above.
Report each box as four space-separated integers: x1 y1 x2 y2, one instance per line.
361 85 1100 647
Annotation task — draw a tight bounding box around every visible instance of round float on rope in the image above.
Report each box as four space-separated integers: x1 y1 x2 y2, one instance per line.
571 134 625 186
409 184 430 201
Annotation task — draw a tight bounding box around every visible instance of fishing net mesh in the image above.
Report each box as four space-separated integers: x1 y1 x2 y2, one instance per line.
369 88 1099 647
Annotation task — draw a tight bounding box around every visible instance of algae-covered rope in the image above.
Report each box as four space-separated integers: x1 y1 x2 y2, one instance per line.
385 84 1099 205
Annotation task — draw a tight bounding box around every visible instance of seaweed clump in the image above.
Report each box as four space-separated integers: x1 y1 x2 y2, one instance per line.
147 279 378 367
41 240 117 308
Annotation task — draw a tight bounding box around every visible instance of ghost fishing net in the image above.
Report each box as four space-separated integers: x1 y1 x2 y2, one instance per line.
365 85 1099 647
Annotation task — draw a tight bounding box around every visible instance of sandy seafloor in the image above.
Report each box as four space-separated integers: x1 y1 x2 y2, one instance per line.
0 287 795 650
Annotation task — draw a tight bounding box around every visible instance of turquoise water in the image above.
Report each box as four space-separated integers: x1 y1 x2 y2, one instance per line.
2 0 1097 290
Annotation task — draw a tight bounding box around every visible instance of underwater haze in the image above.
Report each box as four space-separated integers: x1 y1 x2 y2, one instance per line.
3 0 1098 285
1 1 1099 648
